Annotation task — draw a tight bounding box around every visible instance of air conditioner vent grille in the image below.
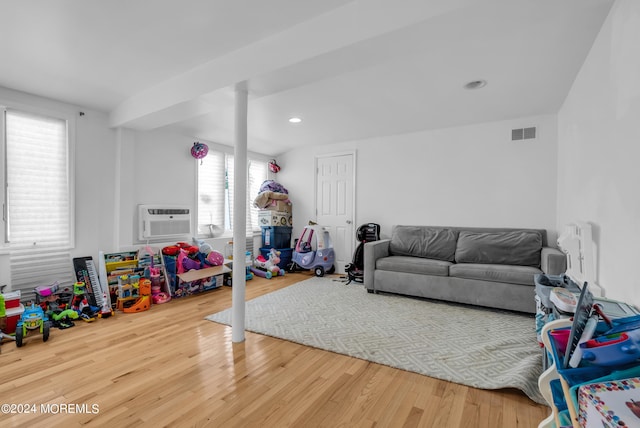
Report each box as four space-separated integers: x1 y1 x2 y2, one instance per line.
138 204 191 241
146 208 190 215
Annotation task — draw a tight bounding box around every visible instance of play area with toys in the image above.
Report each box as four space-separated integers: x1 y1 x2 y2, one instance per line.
0 180 311 352
0 245 180 350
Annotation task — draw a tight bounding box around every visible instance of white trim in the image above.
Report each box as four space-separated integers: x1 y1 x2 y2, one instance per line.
114 127 123 249
1 107 6 248
67 109 77 250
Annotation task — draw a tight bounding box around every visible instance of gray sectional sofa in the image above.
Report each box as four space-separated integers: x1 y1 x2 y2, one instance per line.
363 225 566 313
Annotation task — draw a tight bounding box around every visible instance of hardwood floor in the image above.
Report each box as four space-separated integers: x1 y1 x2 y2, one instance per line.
0 272 549 427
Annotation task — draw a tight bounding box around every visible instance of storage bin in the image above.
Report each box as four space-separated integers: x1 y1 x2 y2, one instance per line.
2 290 21 309
261 226 292 249
534 274 579 308
258 211 293 227
259 247 293 270
4 304 25 334
547 325 628 387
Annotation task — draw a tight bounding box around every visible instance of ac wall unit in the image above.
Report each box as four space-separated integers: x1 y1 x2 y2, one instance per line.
138 205 191 241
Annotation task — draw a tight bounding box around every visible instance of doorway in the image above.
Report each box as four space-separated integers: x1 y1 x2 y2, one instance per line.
315 152 355 275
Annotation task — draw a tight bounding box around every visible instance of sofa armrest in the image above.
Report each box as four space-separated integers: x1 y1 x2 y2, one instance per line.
364 239 390 291
541 247 566 275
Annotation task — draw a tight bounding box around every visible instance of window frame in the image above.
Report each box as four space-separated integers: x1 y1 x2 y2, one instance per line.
0 100 76 252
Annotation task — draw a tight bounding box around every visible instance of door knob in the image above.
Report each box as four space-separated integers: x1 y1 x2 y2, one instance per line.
346 220 352 224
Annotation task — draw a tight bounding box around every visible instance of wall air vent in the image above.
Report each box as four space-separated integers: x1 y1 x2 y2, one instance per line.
511 126 537 141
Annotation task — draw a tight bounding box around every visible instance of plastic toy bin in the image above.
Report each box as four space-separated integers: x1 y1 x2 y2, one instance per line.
2 290 21 309
261 226 292 249
547 324 632 387
4 304 25 334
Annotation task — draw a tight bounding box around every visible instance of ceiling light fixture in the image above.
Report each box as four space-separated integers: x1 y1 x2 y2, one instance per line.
463 79 487 90
288 117 302 123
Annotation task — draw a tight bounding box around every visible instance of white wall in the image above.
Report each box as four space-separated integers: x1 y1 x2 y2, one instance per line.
557 0 640 305
278 114 559 244
115 128 196 248
0 86 117 288
116 128 270 255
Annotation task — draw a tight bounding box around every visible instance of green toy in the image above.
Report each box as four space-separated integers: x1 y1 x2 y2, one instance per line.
0 294 6 332
51 309 79 329
51 309 79 322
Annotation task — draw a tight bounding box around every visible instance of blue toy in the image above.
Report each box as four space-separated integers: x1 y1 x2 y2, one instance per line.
16 302 51 347
288 224 335 277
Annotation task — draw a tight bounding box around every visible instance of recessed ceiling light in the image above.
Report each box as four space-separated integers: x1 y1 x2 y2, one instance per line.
463 80 487 90
288 117 302 123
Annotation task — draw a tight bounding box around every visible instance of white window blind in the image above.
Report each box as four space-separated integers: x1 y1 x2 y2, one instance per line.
197 151 226 237
5 109 71 247
197 151 267 238
10 248 75 302
4 108 74 299
248 159 268 231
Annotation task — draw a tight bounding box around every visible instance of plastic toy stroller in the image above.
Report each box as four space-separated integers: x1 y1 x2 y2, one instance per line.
288 224 336 277
345 223 381 284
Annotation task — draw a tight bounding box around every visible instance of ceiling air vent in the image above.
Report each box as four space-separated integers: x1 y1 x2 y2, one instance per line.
511 127 537 141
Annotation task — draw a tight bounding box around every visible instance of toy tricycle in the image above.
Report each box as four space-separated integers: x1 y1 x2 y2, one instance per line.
288 224 335 277
15 303 51 347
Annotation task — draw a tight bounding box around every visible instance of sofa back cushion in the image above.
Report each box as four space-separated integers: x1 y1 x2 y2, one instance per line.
390 226 458 262
454 230 543 267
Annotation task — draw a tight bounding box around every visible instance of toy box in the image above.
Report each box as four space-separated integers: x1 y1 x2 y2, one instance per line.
258 210 293 227
4 304 25 334
2 290 21 309
174 265 231 298
262 200 292 213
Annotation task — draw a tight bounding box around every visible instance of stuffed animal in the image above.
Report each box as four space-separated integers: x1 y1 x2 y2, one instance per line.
206 251 224 266
177 248 201 274
192 237 224 266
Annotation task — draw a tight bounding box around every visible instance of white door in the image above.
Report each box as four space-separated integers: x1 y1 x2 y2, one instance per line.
316 153 355 274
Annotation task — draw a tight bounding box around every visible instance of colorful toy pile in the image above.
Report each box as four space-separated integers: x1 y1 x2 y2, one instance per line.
162 238 229 297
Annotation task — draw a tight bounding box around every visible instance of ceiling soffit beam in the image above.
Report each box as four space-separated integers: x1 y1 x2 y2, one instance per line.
109 0 476 130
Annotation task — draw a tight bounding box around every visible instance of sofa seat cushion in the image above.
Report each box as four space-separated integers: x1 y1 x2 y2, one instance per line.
376 256 451 276
449 263 541 286
455 230 543 267
389 226 458 262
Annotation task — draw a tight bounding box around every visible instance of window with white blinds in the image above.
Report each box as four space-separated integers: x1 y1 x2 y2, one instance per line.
197 151 267 238
4 109 72 248
2 108 75 298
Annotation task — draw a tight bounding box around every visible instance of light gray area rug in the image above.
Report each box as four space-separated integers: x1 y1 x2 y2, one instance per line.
206 277 544 404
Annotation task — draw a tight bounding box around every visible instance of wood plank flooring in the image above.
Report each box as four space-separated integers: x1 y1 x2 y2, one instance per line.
0 272 550 427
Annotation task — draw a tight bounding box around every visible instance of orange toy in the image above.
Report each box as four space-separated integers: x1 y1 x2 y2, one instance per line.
119 278 152 313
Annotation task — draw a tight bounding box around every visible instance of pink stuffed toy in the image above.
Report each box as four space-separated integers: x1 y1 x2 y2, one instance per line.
206 250 224 266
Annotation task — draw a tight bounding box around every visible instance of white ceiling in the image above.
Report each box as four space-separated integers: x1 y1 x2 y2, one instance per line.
0 0 614 156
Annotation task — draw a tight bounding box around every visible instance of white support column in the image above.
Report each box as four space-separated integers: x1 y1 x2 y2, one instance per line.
231 82 248 343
